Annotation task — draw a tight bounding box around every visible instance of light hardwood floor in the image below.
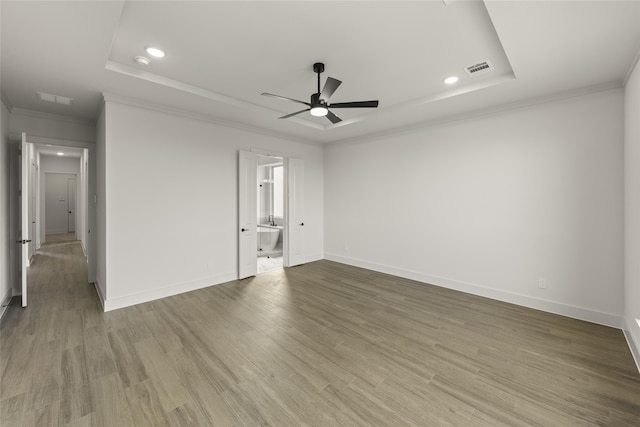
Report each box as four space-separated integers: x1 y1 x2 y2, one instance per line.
1 239 639 426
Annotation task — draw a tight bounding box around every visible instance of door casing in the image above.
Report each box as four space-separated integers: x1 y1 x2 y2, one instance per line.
238 150 305 279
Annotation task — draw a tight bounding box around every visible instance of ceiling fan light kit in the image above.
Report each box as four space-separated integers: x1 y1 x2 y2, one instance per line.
262 62 379 124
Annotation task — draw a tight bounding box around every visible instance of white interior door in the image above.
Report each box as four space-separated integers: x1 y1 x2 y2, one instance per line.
20 133 29 307
67 177 76 233
285 157 305 267
238 150 257 279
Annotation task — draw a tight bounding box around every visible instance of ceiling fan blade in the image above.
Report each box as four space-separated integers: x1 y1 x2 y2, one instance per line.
326 110 342 124
320 77 342 101
279 109 310 119
329 100 379 109
262 93 310 106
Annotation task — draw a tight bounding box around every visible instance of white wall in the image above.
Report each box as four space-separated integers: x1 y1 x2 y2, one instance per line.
10 109 95 143
325 89 624 327
100 100 324 310
0 100 11 314
624 59 640 365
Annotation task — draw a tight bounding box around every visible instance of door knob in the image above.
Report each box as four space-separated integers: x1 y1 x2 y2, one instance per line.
241 228 249 232
300 223 304 226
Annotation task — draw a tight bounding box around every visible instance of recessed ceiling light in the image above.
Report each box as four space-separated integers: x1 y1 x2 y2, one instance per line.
443 76 459 85
145 46 165 58
56 152 64 156
135 56 151 66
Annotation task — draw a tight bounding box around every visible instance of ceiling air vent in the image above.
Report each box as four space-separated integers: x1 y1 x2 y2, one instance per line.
464 60 493 77
37 91 73 105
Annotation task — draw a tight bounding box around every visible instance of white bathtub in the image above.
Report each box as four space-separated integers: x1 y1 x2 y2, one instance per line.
257 225 282 251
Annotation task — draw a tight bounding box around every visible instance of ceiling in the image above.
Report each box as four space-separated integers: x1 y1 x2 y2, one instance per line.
2 1 640 145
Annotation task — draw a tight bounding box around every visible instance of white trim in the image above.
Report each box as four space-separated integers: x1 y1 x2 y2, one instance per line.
623 37 640 85
102 93 322 145
328 72 517 131
42 171 78 176
11 133 96 146
1 90 13 111
105 62 515 133
252 147 288 159
0 289 13 321
623 317 640 374
327 82 623 147
103 62 327 131
10 108 95 126
324 253 623 329
623 329 640 374
296 253 323 266
103 272 237 312
93 279 106 311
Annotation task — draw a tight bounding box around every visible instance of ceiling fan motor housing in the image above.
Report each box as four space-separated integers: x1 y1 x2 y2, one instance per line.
310 93 326 108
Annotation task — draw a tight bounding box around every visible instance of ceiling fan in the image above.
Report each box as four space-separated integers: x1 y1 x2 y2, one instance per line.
262 62 379 124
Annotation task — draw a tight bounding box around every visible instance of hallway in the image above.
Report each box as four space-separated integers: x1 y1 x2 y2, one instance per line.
0 236 98 425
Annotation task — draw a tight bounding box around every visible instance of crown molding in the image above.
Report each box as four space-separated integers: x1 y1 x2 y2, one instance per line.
623 37 640 86
328 81 623 147
102 93 321 146
104 60 327 131
9 132 95 146
10 108 96 126
0 90 13 111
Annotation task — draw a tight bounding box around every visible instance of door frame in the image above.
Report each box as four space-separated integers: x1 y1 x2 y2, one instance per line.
238 149 305 279
20 134 29 307
67 176 77 234
18 135 96 284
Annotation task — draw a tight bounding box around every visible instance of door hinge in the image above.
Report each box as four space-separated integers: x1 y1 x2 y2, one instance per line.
16 239 32 244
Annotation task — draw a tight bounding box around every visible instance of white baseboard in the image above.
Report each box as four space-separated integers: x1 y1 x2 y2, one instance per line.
623 317 640 373
99 253 323 312
93 278 106 311
324 253 623 329
304 253 324 264
103 271 237 312
0 288 13 321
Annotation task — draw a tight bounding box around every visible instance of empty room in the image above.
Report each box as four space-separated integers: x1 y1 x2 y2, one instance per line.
1 1 640 426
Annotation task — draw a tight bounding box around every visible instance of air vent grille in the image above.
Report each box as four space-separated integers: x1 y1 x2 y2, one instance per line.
464 61 493 77
37 91 73 105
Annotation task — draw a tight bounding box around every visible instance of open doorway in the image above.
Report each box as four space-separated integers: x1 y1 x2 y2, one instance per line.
238 150 305 279
43 172 77 241
10 134 95 309
257 155 283 273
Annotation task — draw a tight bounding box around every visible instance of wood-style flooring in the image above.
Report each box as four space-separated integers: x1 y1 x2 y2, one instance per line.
1 238 639 426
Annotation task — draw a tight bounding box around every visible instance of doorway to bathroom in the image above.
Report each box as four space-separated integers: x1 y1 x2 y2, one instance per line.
238 150 305 279
257 155 284 273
